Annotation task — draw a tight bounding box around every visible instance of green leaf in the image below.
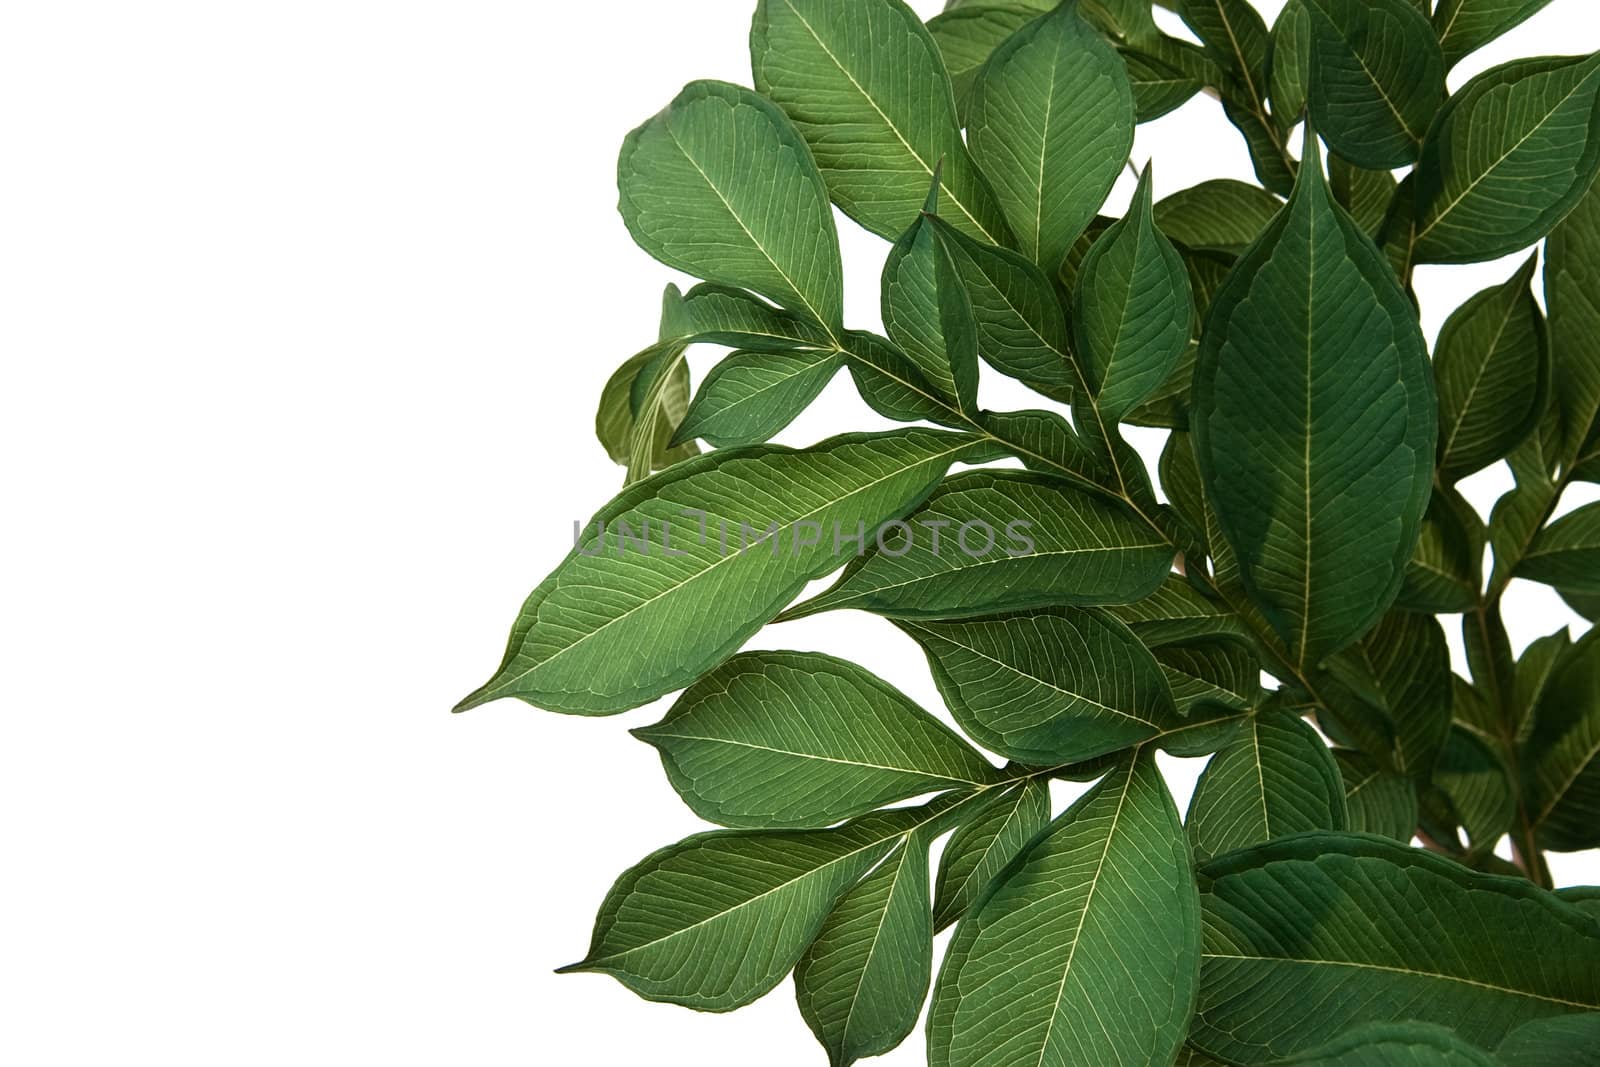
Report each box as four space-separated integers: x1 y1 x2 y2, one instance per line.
1334 749 1419 841
1497 1013 1600 1066
786 470 1173 620
1302 0 1445 169
634 651 999 829
673 281 837 351
1413 53 1600 265
1180 0 1271 103
1556 886 1600 921
1330 610 1454 779
1269 1 1313 132
883 195 981 414
1399 487 1486 614
1519 503 1600 595
597 341 697 476
1154 636 1261 716
1110 573 1255 647
561 795 970 1011
1267 1022 1498 1065
751 0 1012 245
1526 628 1600 851
457 428 994 715
1547 177 1600 467
795 833 932 1067
928 754 1200 1067
927 5 1038 117
1074 167 1194 422
1434 0 1557 68
1186 706 1347 864
930 216 1077 400
675 348 842 450
1434 724 1516 849
1330 153 1399 237
619 80 843 335
932 777 1051 930
966 2 1135 271
1192 833 1600 1062
1153 179 1285 257
1193 134 1435 670
1123 42 1207 122
1435 254 1551 482
898 607 1183 765
841 329 967 428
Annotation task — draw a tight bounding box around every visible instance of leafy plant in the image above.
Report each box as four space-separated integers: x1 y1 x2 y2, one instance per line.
460 0 1600 1062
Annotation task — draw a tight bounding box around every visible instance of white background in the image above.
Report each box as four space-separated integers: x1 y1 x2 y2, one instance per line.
4 1 1599 1063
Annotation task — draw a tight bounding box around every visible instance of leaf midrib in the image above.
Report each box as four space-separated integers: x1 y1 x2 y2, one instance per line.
1202 951 1599 1010
640 729 991 786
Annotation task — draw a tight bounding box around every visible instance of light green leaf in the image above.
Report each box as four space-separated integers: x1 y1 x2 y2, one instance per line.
457 428 994 715
1334 749 1419 841
673 281 837 352
932 778 1051 930
1497 1013 1600 1066
1268 1022 1498 1065
931 216 1077 400
785 470 1173 620
884 195 980 413
619 80 843 335
1186 706 1347 864
795 834 932 1067
1547 177 1600 467
928 5 1038 117
1193 833 1600 1062
1413 53 1600 264
597 341 697 476
1154 179 1285 257
967 2 1135 270
751 0 1012 245
1303 0 1445 169
1526 628 1600 851
675 348 842 450
1519 503 1600 596
1434 0 1557 68
1193 134 1435 669
1075 167 1194 422
634 651 999 829
561 795 970 1011
928 754 1200 1067
898 607 1182 765
1436 254 1551 482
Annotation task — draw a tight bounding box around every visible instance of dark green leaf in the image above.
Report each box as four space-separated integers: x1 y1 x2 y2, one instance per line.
1547 178 1600 467
1334 749 1419 840
1329 610 1453 779
1193 833 1600 1062
884 196 981 414
1193 135 1435 669
752 0 1012 245
1154 179 1285 257
1268 1022 1498 1065
619 80 843 335
1154 636 1261 720
898 607 1182 764
1109 573 1255 647
1075 168 1194 421
928 754 1200 1067
634 651 999 829
1330 153 1398 237
967 2 1135 271
1123 42 1207 121
1398 487 1485 614
1269 1 1313 131
1434 0 1558 68
1497 1013 1600 1066
457 429 993 715
1526 628 1600 851
932 777 1051 930
841 330 967 427
1303 0 1445 168
1434 724 1516 849
1519 503 1600 595
1413 53 1600 264
785 470 1173 620
1186 706 1347 863
1436 254 1551 482
930 216 1077 400
795 834 932 1066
